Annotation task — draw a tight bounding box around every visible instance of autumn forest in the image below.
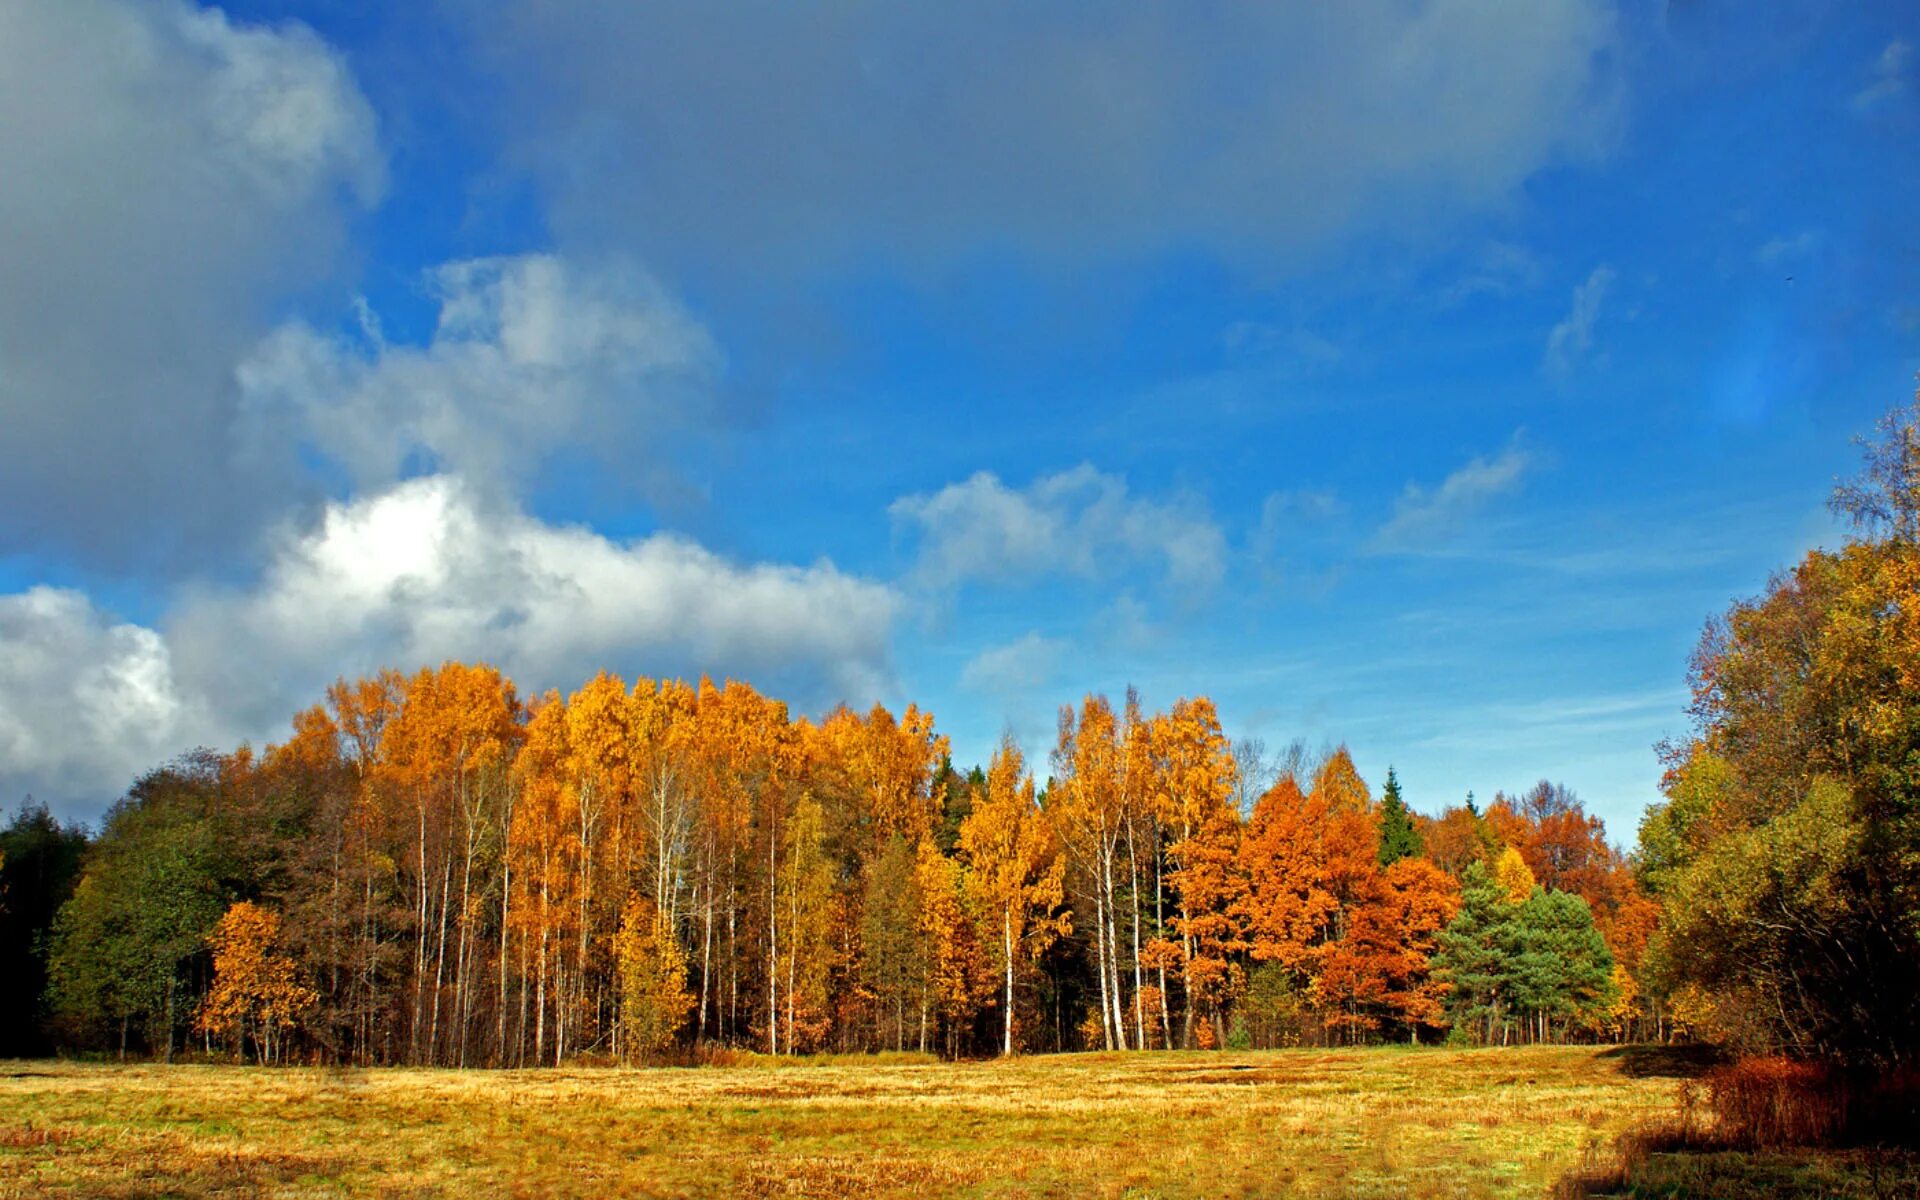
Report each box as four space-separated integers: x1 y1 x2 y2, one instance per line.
11 408 1920 1190
13 401 1920 1081
13 665 1657 1069
0 409 1910 1154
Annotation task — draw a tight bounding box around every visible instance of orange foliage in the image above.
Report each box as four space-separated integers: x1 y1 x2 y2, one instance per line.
1417 804 1495 875
1239 748 1384 1033
1315 858 1460 1040
63 644 1671 1064
1155 698 1245 1037
196 902 317 1063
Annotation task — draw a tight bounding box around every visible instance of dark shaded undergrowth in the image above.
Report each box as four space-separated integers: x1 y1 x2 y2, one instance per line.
1557 1054 1920 1199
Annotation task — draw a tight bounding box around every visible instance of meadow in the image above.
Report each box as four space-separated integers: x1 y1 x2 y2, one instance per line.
0 1045 1690 1199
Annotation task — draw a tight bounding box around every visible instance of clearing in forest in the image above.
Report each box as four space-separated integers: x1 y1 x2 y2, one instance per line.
1 1044 1676 1198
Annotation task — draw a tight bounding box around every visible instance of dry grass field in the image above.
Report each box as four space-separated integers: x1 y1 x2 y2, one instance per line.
0 1046 1694 1198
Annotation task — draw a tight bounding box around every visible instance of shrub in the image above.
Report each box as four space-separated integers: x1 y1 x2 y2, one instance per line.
1690 1056 1847 1148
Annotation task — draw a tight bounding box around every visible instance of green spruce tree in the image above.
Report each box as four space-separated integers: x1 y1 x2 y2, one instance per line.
1433 860 1519 1042
1377 766 1422 865
1510 888 1615 1041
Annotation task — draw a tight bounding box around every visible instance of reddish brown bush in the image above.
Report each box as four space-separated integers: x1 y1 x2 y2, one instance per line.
1691 1055 1848 1148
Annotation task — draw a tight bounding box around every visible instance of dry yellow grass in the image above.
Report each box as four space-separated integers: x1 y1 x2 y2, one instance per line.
0 1046 1678 1198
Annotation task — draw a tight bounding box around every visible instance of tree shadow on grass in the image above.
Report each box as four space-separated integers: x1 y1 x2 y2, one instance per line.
1596 1043 1729 1079
1558 1141 1920 1199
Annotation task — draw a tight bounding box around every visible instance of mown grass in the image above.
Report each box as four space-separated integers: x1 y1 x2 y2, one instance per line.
0 1045 1699 1198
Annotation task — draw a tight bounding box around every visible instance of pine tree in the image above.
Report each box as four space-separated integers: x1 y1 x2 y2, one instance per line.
1510 888 1615 1040
1377 767 1421 866
1432 861 1520 1043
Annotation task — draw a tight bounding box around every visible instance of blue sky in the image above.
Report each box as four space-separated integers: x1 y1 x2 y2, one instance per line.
1 1 1916 837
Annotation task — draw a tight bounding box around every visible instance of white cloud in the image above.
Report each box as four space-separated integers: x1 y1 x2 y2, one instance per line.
1543 265 1616 376
890 465 1226 594
0 588 205 807
959 632 1067 695
169 475 901 728
1371 439 1533 552
0 478 900 815
1853 40 1910 113
237 254 719 492
0 0 383 567
177 4 385 205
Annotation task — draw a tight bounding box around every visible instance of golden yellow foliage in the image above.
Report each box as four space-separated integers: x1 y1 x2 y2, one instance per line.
615 894 693 1060
1493 846 1536 904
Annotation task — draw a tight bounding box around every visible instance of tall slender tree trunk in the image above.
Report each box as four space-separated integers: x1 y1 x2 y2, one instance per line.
498 827 512 1067
767 824 778 1054
360 863 376 1064
1154 840 1172 1048
727 874 738 1042
1127 826 1145 1049
785 857 798 1056
698 871 714 1041
535 874 549 1065
1092 875 1114 1049
576 780 596 1062
455 781 477 1068
329 837 343 1050
1180 901 1196 1049
414 798 429 1063
517 916 529 1067
1102 843 1129 1049
1003 906 1016 1056
430 847 451 1064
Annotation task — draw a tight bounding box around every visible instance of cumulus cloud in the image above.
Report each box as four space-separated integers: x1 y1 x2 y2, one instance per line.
0 0 383 567
0 478 900 815
890 465 1226 594
238 254 719 492
460 0 1619 276
958 632 1067 695
1544 266 1616 376
0 588 207 808
175 476 902 726
1371 439 1533 552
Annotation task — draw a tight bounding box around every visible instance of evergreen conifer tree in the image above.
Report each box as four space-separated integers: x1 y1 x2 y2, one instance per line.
1377 767 1421 865
1432 861 1517 1041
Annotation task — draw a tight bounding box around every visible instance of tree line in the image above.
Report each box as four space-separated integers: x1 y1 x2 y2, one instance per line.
14 393 1918 1073
1635 394 1920 1077
3 672 1653 1065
